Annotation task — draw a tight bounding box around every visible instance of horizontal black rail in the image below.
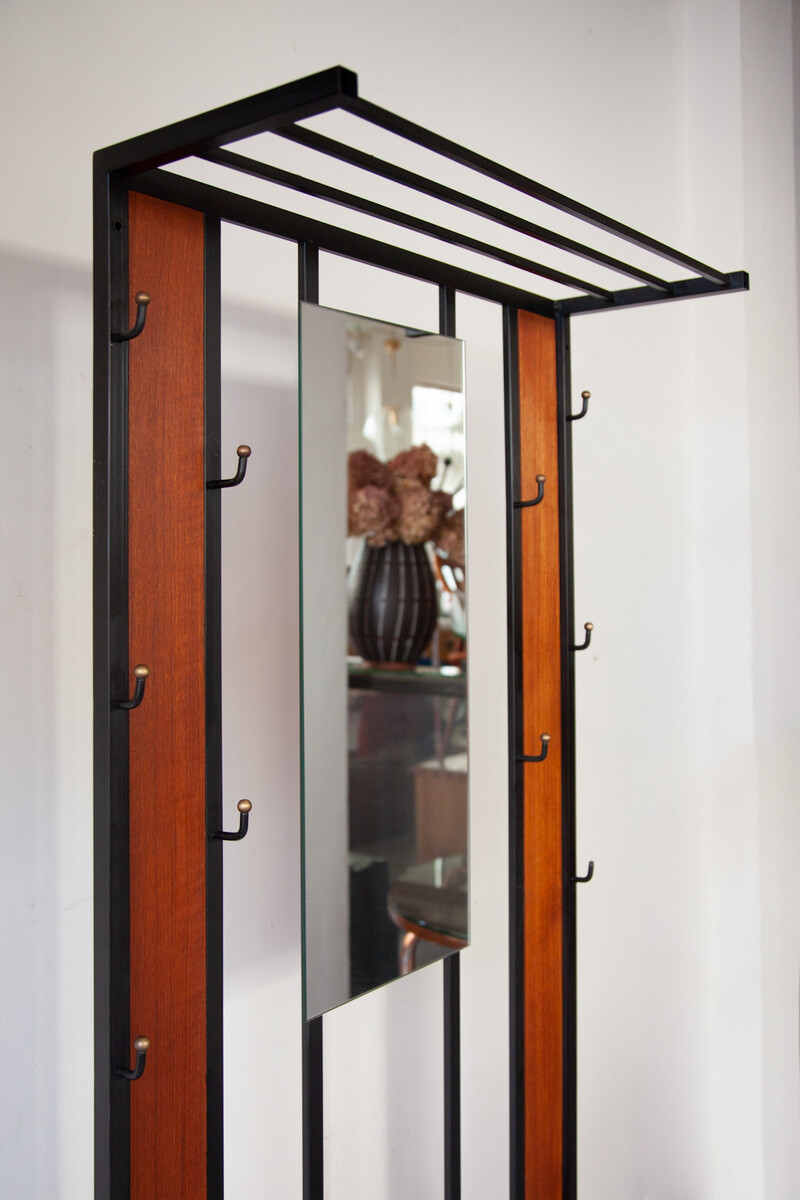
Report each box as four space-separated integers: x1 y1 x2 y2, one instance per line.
202 148 611 300
338 93 731 286
275 124 673 294
559 270 749 315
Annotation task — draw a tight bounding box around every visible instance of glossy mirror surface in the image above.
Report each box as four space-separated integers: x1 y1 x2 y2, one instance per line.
300 302 468 1019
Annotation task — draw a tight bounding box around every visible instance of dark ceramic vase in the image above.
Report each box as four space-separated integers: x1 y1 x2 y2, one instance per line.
348 541 438 665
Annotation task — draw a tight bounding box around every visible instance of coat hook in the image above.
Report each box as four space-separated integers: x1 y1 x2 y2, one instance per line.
517 733 551 763
212 798 252 841
572 861 595 883
571 622 593 652
567 390 591 421
514 474 546 509
115 665 149 710
111 291 151 343
207 445 251 489
116 1035 150 1081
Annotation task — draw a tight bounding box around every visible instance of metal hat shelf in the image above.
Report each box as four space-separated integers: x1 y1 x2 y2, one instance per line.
97 65 747 319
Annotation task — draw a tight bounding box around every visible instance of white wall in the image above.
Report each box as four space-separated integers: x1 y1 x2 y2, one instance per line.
1 1 798 1197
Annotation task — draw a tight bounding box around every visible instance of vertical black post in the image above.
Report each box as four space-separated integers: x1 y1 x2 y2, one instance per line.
299 240 324 1200
93 163 132 1200
204 214 224 1200
439 284 461 1200
555 312 577 1200
503 305 525 1200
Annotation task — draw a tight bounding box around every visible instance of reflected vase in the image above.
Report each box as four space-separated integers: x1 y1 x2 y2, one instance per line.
348 540 438 665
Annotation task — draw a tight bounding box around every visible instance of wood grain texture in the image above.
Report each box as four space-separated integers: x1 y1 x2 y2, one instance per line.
127 191 207 1200
518 309 563 1198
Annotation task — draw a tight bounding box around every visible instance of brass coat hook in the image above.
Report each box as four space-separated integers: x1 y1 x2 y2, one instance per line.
567 389 591 421
571 622 593 652
207 445 251 489
514 474 545 509
116 1036 150 1081
517 733 551 763
115 665 149 710
212 798 252 841
111 291 151 343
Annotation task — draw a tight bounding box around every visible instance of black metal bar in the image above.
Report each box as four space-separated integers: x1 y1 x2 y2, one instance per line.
513 474 546 508
443 952 461 1200
303 1017 324 1200
212 799 252 841
207 443 251 489
204 212 224 1200
556 312 578 1200
571 623 593 652
338 94 731 285
276 124 674 293
504 304 526 1200
131 168 556 319
517 733 551 763
94 168 132 1200
561 270 749 315
96 66 358 176
202 148 612 301
438 283 461 1200
115 665 149 710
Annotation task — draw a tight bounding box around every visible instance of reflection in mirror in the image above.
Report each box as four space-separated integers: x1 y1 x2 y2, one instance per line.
300 303 468 1019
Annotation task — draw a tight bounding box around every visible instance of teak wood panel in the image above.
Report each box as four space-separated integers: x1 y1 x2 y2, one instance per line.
518 310 563 1198
127 192 207 1200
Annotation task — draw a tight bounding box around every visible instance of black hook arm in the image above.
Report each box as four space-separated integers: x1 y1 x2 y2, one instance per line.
207 445 251 489
115 665 149 710
111 292 151 343
572 861 595 883
116 1036 150 1081
212 799 252 841
567 390 591 421
517 733 551 763
514 474 546 509
571 622 593 652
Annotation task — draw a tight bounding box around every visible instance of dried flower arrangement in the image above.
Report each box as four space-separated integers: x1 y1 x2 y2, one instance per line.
348 444 465 568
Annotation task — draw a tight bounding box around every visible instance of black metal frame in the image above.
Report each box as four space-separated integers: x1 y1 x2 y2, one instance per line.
93 65 747 1200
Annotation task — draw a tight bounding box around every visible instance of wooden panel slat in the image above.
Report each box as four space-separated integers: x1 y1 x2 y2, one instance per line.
518 309 563 1198
127 191 207 1200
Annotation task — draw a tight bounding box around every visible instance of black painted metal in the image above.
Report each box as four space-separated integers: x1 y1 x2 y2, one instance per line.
134 168 557 317
204 212 225 1200
561 270 749 315
438 283 461 1200
212 800 251 841
518 733 551 763
203 147 614 300
572 862 595 884
336 93 732 286
570 623 593 652
503 304 526 1200
514 474 546 508
115 666 149 710
207 443 251 489
567 391 590 422
298 240 324 1200
116 1037 150 1082
276 124 674 292
94 169 133 1200
556 313 578 1200
97 67 358 176
111 291 151 343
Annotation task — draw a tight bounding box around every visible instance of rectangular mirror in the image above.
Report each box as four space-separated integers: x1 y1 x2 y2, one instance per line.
300 302 468 1019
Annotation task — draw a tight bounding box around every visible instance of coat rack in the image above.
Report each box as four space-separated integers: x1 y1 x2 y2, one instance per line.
93 65 747 1200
